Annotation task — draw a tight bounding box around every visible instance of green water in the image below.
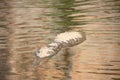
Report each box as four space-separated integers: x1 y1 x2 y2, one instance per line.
0 0 120 80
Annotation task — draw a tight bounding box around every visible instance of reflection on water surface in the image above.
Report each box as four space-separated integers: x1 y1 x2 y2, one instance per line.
0 0 120 80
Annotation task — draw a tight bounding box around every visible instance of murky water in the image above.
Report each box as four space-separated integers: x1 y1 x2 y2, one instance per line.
0 0 120 80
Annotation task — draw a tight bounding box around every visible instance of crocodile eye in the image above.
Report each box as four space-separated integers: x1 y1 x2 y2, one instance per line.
36 50 40 54
35 50 40 57
37 50 40 53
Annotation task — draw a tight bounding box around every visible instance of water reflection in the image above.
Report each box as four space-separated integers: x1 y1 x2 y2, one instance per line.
43 0 88 32
0 0 120 80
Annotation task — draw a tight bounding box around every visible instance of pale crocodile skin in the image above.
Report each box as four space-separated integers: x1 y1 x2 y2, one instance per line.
33 31 86 66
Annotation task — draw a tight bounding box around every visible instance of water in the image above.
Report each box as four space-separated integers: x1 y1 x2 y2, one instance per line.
0 0 120 80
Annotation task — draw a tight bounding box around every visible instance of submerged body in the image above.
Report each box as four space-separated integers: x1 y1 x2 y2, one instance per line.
34 31 86 66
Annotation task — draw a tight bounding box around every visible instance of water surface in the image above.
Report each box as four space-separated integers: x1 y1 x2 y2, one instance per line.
0 0 120 80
